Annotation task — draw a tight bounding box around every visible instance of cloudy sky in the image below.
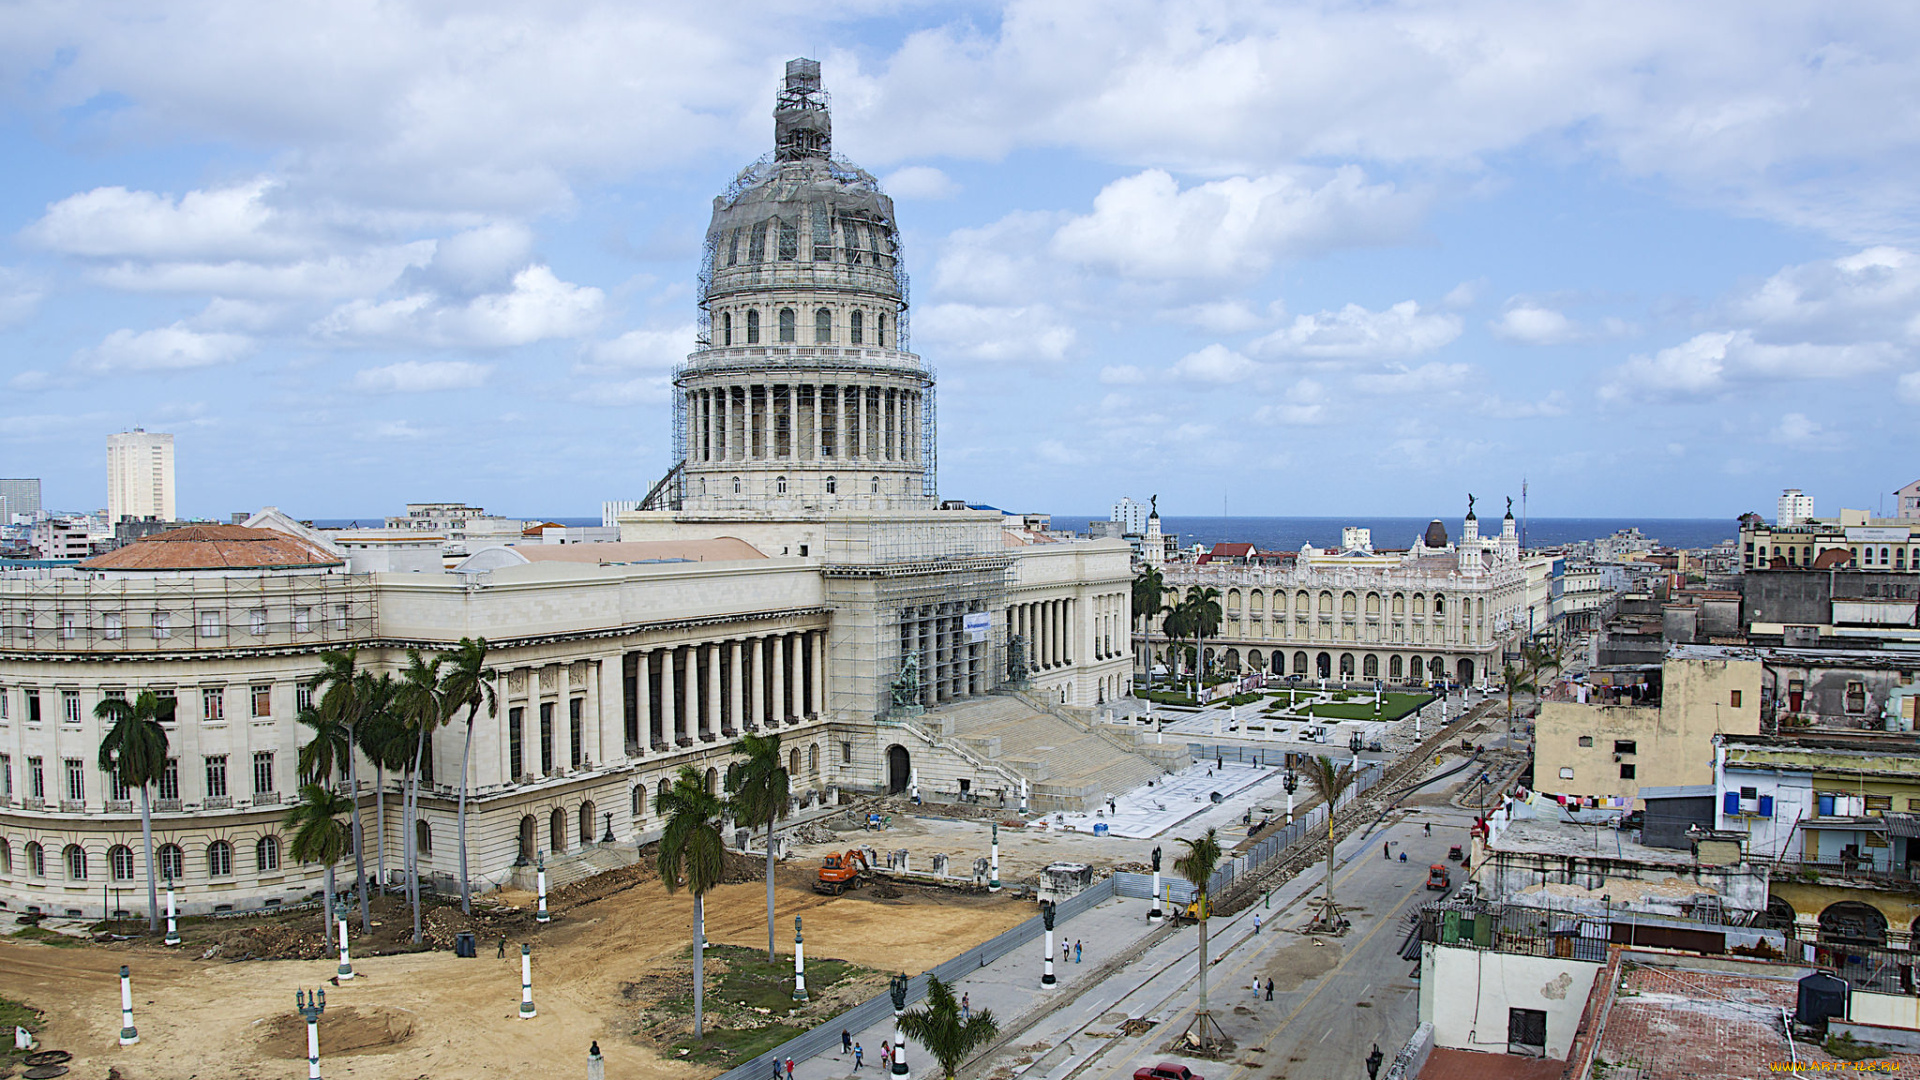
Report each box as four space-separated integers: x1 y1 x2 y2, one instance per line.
3 2 1918 520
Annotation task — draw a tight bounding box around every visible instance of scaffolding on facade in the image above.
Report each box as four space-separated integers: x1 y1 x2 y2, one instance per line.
0 569 377 656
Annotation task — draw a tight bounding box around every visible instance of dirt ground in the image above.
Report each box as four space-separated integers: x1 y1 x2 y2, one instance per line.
1 859 1029 1080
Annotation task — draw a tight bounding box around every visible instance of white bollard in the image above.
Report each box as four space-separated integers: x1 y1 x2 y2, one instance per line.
336 915 354 980
793 917 808 1003
1043 926 1056 986
588 1040 606 1080
164 879 180 946
989 823 1001 891
1149 869 1163 923
1019 778 1029 816
519 943 537 1018
306 1010 321 1080
118 965 138 1045
536 856 550 924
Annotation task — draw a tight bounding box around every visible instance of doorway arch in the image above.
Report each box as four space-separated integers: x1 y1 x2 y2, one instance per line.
1457 658 1475 685
518 815 536 865
1820 901 1888 949
1316 652 1332 679
549 807 567 855
580 800 597 846
887 745 911 794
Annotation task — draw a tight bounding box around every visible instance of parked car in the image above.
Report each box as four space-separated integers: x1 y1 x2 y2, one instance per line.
1135 1065 1203 1080
1426 864 1451 891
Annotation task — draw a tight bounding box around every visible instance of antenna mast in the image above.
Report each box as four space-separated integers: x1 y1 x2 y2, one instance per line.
1521 477 1528 550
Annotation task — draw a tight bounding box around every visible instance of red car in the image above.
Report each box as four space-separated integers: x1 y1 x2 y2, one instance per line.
1136 1065 1202 1080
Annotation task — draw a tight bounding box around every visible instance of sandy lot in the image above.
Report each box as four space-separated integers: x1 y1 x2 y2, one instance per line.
2 862 1028 1080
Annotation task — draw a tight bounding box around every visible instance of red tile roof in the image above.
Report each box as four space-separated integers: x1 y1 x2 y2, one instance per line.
1417 1049 1565 1080
81 525 344 572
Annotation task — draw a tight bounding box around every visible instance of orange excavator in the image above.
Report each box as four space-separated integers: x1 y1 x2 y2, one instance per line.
815 850 873 895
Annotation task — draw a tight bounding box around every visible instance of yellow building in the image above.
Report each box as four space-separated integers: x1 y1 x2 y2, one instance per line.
1536 644 1762 807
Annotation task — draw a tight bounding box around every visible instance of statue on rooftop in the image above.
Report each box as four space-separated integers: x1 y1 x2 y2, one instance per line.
1466 493 1476 517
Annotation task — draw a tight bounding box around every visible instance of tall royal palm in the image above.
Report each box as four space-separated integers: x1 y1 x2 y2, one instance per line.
1180 585 1223 699
396 649 449 944
1173 828 1223 1048
95 691 172 932
657 764 727 1038
355 673 407 892
1302 754 1356 910
437 637 498 915
313 648 372 931
285 782 353 943
1131 568 1167 691
725 732 790 962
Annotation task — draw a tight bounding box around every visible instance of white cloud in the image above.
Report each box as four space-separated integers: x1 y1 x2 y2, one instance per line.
916 303 1076 363
424 223 536 293
74 324 253 373
316 264 603 348
1490 304 1577 345
1772 412 1824 446
1050 168 1417 281
577 324 698 375
1163 299 1279 334
1443 280 1484 309
1601 329 1897 401
1352 362 1472 395
929 212 1060 307
350 360 493 393
92 244 434 299
24 180 294 260
1099 364 1148 385
882 166 959 200
1730 246 1920 342
1251 300 1462 360
0 268 44 328
1253 380 1329 426
1169 344 1260 385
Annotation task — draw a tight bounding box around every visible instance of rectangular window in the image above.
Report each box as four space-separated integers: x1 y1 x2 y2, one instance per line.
842 741 852 764
509 706 524 779
103 612 123 640
1867 795 1892 814
198 610 222 638
205 755 228 799
202 688 224 722
1508 1008 1547 1055
292 607 311 633
249 608 268 635
111 772 130 801
253 751 274 795
64 758 83 802
153 689 176 722
1559 766 1573 780
569 698 584 769
332 604 350 631
0 687 7 719
61 690 80 723
1619 763 1636 779
59 612 75 639
28 756 45 799
157 759 179 802
1740 786 1759 800
251 684 272 718
152 611 172 639
1613 740 1637 755
26 690 40 724
0 753 10 798
778 219 798 260
1730 689 1742 708
1846 681 1868 713
296 682 314 712
540 702 554 775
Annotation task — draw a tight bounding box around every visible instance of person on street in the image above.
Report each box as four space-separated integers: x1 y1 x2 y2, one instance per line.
854 1045 864 1070
843 1030 853 1054
881 1041 889 1067
1254 913 1261 934
1075 939 1083 963
962 993 971 1021
1251 977 1261 998
786 1058 795 1080
1265 978 1275 1001
773 1059 784 1080
1424 822 1432 837
1383 841 1391 859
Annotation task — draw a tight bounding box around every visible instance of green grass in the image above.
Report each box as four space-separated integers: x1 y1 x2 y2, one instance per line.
667 944 876 1065
9 925 88 948
1826 1032 1890 1061
0 995 44 1069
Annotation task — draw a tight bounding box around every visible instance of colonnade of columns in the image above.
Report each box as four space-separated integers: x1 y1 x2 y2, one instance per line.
686 381 921 464
497 660 611 785
1010 598 1075 672
899 602 986 707
621 629 826 753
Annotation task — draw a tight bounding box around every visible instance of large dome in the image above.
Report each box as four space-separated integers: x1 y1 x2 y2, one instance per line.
81 525 343 573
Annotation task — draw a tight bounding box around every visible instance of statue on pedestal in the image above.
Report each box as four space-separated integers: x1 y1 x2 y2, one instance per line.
889 651 925 716
1008 634 1030 686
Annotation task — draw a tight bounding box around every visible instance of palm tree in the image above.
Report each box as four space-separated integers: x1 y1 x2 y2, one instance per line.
312 649 372 932
95 691 172 932
1161 603 1194 696
285 782 353 943
437 637 498 915
657 764 727 1038
1131 568 1167 691
355 673 407 893
295 704 349 786
898 975 1000 1079
1301 755 1356 912
1500 661 1537 751
1172 828 1224 1049
1180 585 1223 699
725 732 790 962
396 649 449 944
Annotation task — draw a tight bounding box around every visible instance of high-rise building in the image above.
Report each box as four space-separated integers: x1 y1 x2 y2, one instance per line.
0 478 41 520
106 429 176 523
1111 496 1147 535
1777 488 1814 527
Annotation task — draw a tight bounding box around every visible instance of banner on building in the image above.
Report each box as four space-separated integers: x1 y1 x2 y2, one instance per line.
963 612 990 643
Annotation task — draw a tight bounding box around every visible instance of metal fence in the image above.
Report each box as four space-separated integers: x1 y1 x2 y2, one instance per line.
719 877 1117 1080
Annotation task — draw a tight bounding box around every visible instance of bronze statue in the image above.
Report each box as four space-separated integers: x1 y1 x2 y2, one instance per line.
890 651 922 709
1150 494 1158 515
1467 493 1476 517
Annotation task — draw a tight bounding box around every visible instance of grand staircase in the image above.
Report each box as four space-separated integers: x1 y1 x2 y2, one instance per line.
917 693 1174 811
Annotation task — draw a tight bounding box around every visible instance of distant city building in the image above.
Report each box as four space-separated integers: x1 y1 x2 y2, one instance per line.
1897 478 1920 522
29 517 93 560
0 479 42 521
1777 487 1814 527
1111 496 1147 535
106 429 175 524
1739 508 1920 572
1340 526 1372 553
601 500 643 528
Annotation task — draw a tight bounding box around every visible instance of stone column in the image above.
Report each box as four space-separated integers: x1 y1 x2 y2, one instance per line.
789 631 806 721
920 612 936 709
749 637 766 729
661 648 678 745
553 666 576 773
812 629 827 718
584 660 603 766
771 634 787 724
684 646 701 742
706 641 722 741
637 651 654 749
728 639 744 734
527 665 546 774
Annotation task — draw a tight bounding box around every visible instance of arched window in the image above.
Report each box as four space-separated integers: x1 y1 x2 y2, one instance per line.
746 309 760 344
25 841 44 877
65 843 87 880
207 840 232 877
631 786 645 819
850 310 864 345
157 843 183 881
110 844 135 881
877 314 887 347
776 476 788 495
748 221 767 262
580 801 596 846
656 778 671 811
809 744 820 775
778 308 797 343
1390 656 1404 680
722 312 733 346
416 819 432 856
825 476 837 494
0 838 9 874
815 307 833 344
870 476 880 494
256 835 280 872
550 808 567 854
789 749 802 776
778 218 798 261
1433 596 1445 615
726 228 741 267
733 476 742 494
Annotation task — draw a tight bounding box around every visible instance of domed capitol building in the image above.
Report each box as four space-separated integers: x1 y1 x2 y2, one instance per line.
0 61 1150 918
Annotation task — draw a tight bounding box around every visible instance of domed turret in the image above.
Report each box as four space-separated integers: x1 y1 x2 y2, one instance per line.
673 59 933 513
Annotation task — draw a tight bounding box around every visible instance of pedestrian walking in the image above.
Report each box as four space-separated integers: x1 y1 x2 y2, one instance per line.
786 1058 795 1080
1075 940 1082 963
497 935 507 959
1424 822 1432 837
1383 841 1390 860
843 1030 853 1054
1253 914 1261 934
962 993 971 1022
1265 978 1274 1001
881 1041 889 1067
1251 977 1261 998
773 1058 784 1080
854 1045 864 1070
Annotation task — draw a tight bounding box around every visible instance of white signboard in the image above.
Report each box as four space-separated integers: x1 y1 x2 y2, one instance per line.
1846 527 1910 543
963 611 990 643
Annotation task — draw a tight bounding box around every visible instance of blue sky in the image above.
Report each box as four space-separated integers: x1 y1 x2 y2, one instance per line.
2 1 1918 521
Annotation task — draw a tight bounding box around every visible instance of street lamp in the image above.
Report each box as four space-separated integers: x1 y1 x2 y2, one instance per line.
1283 770 1297 826
295 987 326 1080
1366 1043 1384 1080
